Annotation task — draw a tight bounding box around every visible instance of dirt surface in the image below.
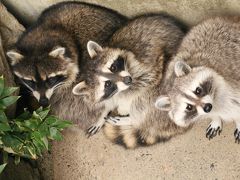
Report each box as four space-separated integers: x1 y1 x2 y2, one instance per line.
53 120 240 180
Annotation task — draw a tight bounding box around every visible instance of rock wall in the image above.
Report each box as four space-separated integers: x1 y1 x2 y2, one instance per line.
1 1 240 180
2 0 240 26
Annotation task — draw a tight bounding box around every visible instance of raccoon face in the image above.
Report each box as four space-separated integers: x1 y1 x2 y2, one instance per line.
7 47 79 107
81 41 133 102
155 61 217 127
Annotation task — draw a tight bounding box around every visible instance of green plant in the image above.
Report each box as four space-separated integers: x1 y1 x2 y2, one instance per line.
0 76 72 173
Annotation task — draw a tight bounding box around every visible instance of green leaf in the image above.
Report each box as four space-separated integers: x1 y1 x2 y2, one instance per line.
35 107 43 113
0 163 7 174
38 123 49 136
38 109 50 120
1 87 18 98
16 109 31 120
13 121 29 132
31 132 48 150
32 140 43 156
0 76 4 96
41 137 48 150
14 156 20 165
53 120 72 129
23 119 39 130
2 135 22 150
0 111 8 123
3 151 8 163
0 96 20 108
26 145 37 159
0 122 11 131
49 127 62 140
32 111 40 119
45 116 57 125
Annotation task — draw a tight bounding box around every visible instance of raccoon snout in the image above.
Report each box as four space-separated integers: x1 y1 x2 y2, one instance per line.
203 103 212 113
123 76 132 85
39 97 49 107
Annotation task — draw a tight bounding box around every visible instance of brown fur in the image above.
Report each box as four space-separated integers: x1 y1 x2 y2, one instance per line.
8 1 127 128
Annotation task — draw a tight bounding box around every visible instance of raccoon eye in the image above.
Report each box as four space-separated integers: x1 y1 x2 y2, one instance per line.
186 104 194 111
47 75 66 87
105 80 113 88
110 65 117 73
109 56 125 73
195 87 202 95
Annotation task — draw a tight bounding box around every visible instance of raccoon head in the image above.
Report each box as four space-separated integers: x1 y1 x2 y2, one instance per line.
7 46 79 107
155 60 220 127
72 40 160 103
73 40 134 102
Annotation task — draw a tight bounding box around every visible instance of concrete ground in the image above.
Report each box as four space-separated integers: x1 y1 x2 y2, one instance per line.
52 120 240 180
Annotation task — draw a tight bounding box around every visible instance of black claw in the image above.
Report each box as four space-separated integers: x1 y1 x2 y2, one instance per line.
93 127 100 135
235 129 240 143
206 125 211 132
206 126 221 140
234 129 238 137
206 128 212 138
89 126 96 134
218 129 222 135
87 126 93 131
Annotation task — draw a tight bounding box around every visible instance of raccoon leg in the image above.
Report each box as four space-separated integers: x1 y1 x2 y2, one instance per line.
107 116 132 126
87 110 110 136
234 121 240 143
206 118 222 139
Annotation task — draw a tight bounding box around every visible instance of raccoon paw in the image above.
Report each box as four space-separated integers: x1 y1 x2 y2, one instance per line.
87 120 105 137
234 129 240 143
206 121 222 140
107 116 132 126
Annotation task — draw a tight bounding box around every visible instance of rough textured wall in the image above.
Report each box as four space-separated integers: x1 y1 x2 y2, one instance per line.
2 0 240 25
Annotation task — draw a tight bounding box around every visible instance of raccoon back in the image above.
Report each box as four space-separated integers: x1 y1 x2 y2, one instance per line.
109 13 187 64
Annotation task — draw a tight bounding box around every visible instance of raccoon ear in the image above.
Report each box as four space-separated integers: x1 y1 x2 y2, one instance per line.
174 61 192 77
72 81 89 96
87 41 103 58
49 47 66 58
6 50 24 65
155 96 171 111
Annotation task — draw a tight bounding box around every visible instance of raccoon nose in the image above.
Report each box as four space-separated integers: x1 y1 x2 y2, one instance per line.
123 76 132 85
39 97 49 108
203 103 212 113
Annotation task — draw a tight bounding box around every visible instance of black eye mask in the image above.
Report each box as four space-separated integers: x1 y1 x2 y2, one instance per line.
101 80 118 100
109 56 125 73
46 75 66 87
21 78 36 89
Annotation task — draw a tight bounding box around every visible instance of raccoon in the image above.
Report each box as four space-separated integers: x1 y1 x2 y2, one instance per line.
73 14 188 147
155 16 240 142
6 2 127 128
6 1 127 107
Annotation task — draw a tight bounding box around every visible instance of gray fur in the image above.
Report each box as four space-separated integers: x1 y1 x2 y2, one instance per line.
157 16 240 141
79 14 188 147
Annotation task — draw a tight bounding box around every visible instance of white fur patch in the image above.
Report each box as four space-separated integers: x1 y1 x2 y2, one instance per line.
119 71 131 77
116 81 129 91
155 96 171 111
49 47 65 58
33 91 40 101
48 71 67 78
7 51 24 65
45 88 53 99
